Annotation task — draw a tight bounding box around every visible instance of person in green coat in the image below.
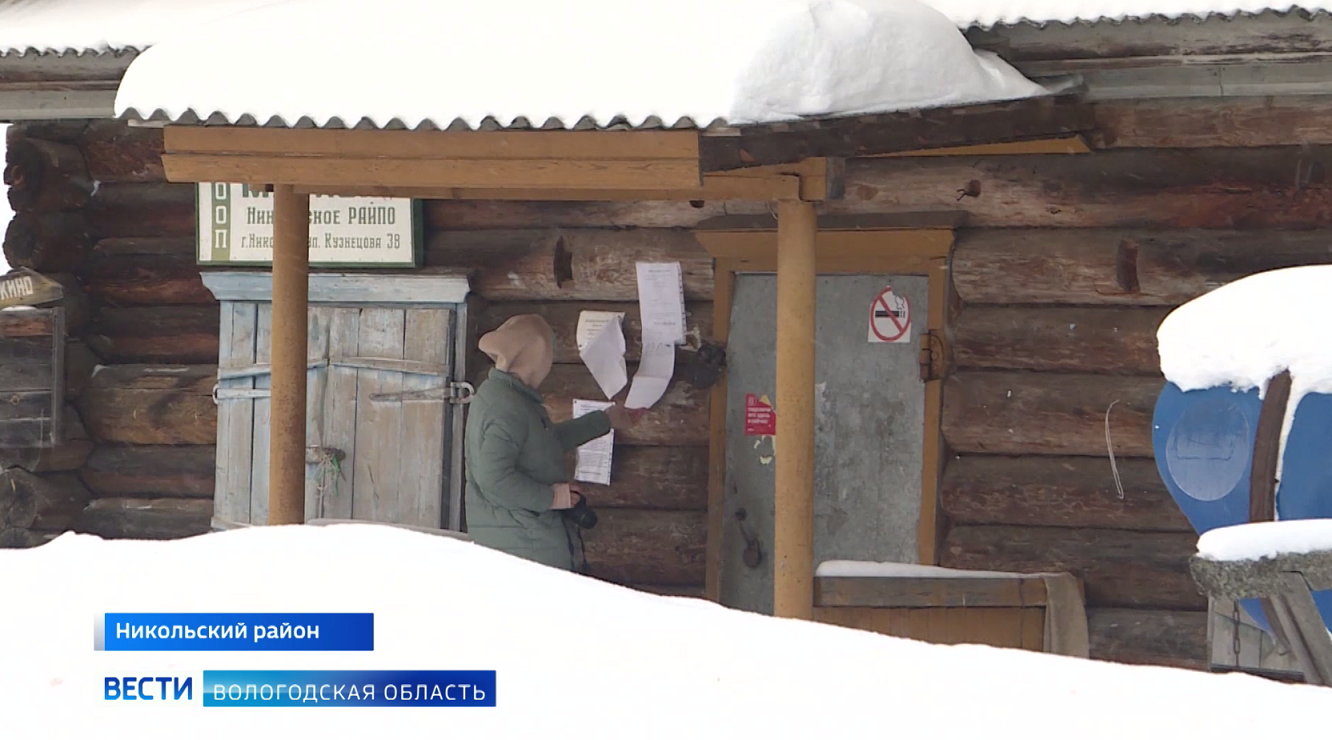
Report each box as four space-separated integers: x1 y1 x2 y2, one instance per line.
465 314 639 572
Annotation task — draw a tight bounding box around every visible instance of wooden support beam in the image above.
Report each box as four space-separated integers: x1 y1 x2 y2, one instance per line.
772 199 817 621
268 185 309 526
695 229 952 274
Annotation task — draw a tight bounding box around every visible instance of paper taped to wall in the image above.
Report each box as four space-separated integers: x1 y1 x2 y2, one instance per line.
626 262 686 409
578 311 628 399
625 341 674 410
577 310 627 352
572 399 615 485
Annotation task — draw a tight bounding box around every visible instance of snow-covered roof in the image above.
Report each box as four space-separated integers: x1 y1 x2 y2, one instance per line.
111 0 1049 131
1198 519 1332 562
929 0 1332 29
5 523 1332 735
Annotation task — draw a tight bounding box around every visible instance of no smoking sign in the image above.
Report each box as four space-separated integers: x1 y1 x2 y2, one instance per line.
868 286 911 344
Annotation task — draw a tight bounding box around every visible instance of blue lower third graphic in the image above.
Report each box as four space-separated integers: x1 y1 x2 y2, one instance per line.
202 671 496 707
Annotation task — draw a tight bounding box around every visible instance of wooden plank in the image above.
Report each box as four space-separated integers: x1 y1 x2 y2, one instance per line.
942 372 1160 457
162 154 703 192
78 364 217 446
873 136 1091 157
76 497 213 540
941 456 1192 532
425 229 712 302
0 407 93 472
0 269 64 310
1094 97 1332 149
953 229 1332 306
1251 372 1292 524
86 305 220 364
0 390 53 421
919 260 947 565
215 303 256 525
941 525 1203 610
574 445 708 510
813 606 1039 649
400 308 452 529
297 173 800 202
815 576 1049 608
304 307 332 522
249 303 273 526
705 263 734 602
1087 608 1208 670
200 271 472 305
582 508 705 586
825 147 1332 230
0 310 53 337
319 307 361 520
478 301 714 364
0 356 52 391
81 445 216 499
351 308 406 523
954 306 1170 375
165 127 701 162
538 363 709 447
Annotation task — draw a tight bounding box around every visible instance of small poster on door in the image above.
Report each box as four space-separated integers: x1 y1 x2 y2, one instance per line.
868 285 911 344
744 394 776 436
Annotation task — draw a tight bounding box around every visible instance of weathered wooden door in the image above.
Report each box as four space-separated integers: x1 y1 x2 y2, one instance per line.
214 303 458 529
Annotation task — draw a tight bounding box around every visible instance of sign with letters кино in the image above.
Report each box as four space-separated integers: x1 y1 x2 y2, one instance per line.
196 183 421 267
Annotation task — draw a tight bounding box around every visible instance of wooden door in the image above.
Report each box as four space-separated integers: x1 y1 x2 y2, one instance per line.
215 304 456 529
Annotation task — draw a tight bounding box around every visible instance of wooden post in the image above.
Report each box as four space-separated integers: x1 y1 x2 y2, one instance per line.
773 200 817 620
268 185 310 525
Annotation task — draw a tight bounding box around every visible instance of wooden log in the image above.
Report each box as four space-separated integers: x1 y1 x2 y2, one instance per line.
3 137 93 212
78 364 218 446
0 407 93 473
0 467 92 531
86 305 220 364
953 306 1170 375
426 229 714 301
827 148 1332 229
626 583 707 598
78 121 165 183
940 456 1191 532
521 363 709 447
80 445 215 499
0 527 52 548
940 525 1203 610
479 301 715 363
426 198 769 230
86 183 196 239
1087 608 1208 671
582 508 705 586
65 340 98 399
942 372 1160 457
1094 98 1332 150
47 273 91 333
2 210 93 273
75 497 213 540
574 446 708 510
952 229 1332 306
80 238 212 306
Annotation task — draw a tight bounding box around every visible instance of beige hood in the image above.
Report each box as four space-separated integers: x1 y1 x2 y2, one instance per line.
478 314 555 389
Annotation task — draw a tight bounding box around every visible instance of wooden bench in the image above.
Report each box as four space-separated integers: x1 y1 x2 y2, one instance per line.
812 563 1089 657
1191 548 1332 686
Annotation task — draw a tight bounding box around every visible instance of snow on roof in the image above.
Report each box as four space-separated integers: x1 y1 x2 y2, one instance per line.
0 0 282 56
4 523 1332 736
1197 519 1332 561
927 0 1332 29
1157 265 1332 481
111 0 1048 131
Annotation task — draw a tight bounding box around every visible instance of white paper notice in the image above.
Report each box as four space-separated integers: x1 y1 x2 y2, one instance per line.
625 341 674 410
578 312 628 399
576 310 626 352
572 399 615 485
635 262 687 346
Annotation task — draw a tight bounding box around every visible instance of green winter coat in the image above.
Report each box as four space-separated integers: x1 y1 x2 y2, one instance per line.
464 368 611 570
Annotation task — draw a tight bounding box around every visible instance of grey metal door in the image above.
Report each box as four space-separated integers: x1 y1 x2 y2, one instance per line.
721 273 928 615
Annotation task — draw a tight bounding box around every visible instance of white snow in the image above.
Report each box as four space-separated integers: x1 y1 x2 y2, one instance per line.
817 560 1028 579
1198 519 1332 562
924 0 1332 28
0 1 283 55
1157 265 1332 480
113 0 1048 130
3 524 1331 738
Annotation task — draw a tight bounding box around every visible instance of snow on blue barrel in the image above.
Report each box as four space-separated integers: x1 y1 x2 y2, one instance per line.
1154 265 1332 637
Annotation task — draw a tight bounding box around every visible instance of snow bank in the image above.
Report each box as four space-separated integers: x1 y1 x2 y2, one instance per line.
1198 519 1332 562
2 524 1330 738
923 0 1332 28
114 0 1047 130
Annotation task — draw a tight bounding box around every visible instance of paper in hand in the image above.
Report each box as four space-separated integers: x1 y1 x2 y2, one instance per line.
572 399 615 485
577 312 628 400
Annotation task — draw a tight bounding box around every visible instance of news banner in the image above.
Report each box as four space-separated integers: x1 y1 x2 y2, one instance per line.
96 613 496 707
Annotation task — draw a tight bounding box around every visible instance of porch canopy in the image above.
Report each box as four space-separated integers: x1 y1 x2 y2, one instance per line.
111 0 1090 619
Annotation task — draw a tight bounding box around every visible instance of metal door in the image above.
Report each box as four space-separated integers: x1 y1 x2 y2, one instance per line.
721 273 928 615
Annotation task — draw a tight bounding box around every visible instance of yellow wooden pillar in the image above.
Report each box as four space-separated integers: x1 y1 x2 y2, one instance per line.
268 185 310 525
772 199 817 620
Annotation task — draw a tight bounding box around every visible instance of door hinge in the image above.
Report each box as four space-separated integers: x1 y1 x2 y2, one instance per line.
369 382 475 404
919 330 946 383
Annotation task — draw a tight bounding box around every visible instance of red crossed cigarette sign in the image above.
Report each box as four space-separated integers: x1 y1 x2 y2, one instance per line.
868 286 911 344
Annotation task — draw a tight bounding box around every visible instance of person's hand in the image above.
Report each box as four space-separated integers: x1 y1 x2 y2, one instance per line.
607 403 646 431
551 482 580 510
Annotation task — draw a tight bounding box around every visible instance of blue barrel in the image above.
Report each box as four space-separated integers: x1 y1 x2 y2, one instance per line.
1153 382 1332 635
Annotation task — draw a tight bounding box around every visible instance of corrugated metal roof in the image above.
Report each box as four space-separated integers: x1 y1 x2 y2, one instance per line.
927 1 1332 28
